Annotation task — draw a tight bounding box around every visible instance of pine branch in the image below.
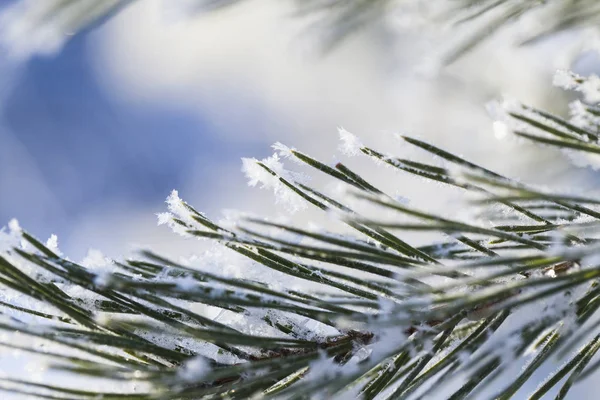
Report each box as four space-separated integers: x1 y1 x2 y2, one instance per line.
5 1 600 399
5 0 600 63
4 69 600 397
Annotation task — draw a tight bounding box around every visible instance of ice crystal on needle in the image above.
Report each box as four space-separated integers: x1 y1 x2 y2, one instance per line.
242 153 309 213
338 127 363 157
554 69 600 103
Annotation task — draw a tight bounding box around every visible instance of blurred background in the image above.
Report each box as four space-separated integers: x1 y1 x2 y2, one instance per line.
0 0 599 261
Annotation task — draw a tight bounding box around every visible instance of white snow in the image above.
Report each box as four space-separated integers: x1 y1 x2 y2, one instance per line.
93 270 112 288
174 275 198 291
45 234 62 257
552 69 579 90
156 211 173 227
492 120 509 140
242 154 309 213
81 249 110 268
178 356 209 383
338 127 363 157
166 190 196 225
79 248 117 289
272 142 294 158
7 219 21 235
554 69 600 104
155 190 197 236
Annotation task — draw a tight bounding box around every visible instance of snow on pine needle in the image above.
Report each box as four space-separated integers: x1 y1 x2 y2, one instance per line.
242 153 311 214
553 69 600 104
489 66 600 170
4 93 600 398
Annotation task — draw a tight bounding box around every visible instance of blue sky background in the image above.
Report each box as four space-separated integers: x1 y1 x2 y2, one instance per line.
0 29 268 245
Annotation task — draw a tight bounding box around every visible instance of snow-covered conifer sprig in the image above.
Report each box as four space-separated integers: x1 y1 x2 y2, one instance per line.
488 69 600 171
242 153 311 213
4 111 600 397
5 1 600 398
554 69 600 104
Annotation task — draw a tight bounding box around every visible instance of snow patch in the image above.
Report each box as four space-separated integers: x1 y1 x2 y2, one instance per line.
338 127 363 157
81 249 111 268
242 154 308 213
272 142 294 158
492 120 509 140
166 190 196 225
93 271 112 288
45 234 62 257
178 356 209 382
553 69 579 90
8 219 21 235
156 190 197 236
554 69 600 104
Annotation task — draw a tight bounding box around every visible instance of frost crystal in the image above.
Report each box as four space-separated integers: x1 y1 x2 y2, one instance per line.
166 190 196 225
553 69 600 104
0 220 22 255
80 249 115 288
93 271 112 288
338 127 363 157
485 97 528 142
272 142 294 158
175 275 198 291
156 190 198 236
241 154 308 213
156 212 172 226
552 69 579 91
547 69 600 168
81 249 110 268
8 218 21 234
242 157 271 188
45 234 62 256
567 100 600 132
492 120 509 140
178 356 209 383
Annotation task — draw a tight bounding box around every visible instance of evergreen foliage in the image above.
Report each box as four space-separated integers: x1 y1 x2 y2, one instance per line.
4 0 600 399
3 78 600 397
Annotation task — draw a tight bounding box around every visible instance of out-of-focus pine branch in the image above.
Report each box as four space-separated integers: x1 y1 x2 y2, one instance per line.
3 0 600 62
